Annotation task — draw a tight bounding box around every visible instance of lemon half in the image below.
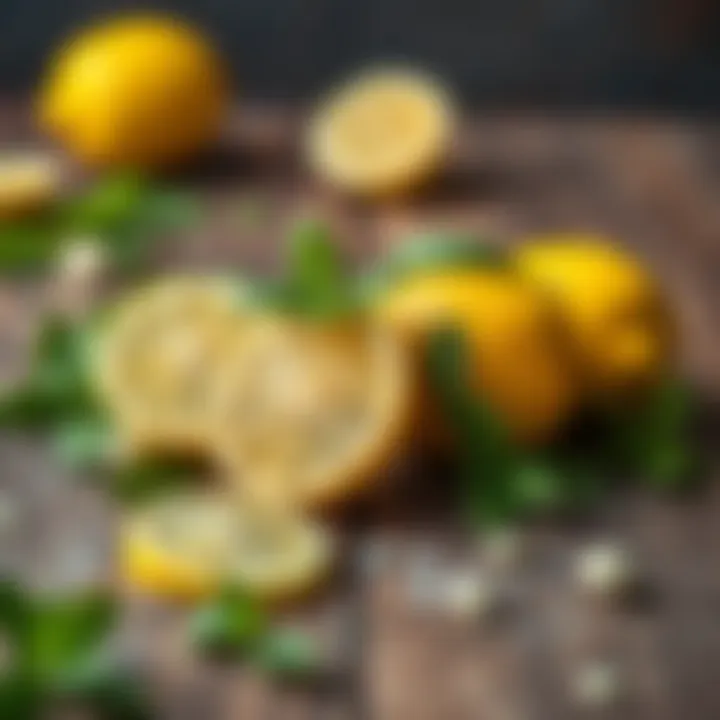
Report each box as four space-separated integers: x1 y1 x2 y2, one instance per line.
307 69 454 197
211 315 413 509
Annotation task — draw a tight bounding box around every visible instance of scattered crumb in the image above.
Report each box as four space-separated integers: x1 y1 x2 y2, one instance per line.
571 660 622 707
574 541 637 598
440 569 499 621
56 236 108 285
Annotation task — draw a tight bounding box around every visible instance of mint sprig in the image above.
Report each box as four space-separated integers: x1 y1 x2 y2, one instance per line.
251 219 361 320
425 327 603 525
0 173 200 274
0 579 150 719
190 588 324 682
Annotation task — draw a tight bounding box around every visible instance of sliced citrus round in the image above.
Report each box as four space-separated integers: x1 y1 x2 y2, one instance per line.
90 276 245 457
121 492 335 602
211 316 413 509
307 68 454 197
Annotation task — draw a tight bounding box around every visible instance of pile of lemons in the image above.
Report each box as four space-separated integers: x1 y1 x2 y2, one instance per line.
85 232 672 604
34 14 674 606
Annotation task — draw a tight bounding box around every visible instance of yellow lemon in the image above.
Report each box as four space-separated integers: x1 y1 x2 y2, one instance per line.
89 276 245 458
376 268 576 445
307 68 454 197
515 235 673 394
121 492 335 602
211 315 414 509
39 15 228 169
0 154 63 217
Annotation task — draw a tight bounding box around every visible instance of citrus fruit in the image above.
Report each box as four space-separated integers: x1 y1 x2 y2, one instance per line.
90 276 244 458
0 154 62 217
39 15 228 169
375 267 576 445
307 68 454 196
211 315 413 509
121 492 335 602
515 235 673 394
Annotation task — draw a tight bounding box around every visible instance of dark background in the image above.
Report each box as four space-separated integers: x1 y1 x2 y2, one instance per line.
1 0 719 111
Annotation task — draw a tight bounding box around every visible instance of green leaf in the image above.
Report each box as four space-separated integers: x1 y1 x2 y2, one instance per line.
425 327 520 524
0 173 202 275
0 317 96 430
609 378 695 489
364 232 509 301
262 219 360 319
53 418 116 470
30 590 117 679
0 215 66 273
0 579 32 649
255 628 322 681
111 458 200 505
190 587 267 658
0 672 42 719
53 655 151 720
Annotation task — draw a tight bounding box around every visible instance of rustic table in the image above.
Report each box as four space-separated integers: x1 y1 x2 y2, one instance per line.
0 107 718 719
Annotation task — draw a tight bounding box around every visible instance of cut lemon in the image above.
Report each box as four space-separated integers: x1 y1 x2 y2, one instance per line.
90 276 245 458
121 492 335 602
0 154 62 217
307 68 454 197
211 315 413 509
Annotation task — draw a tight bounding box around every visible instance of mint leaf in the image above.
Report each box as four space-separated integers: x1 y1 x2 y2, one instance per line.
53 656 151 720
258 219 360 319
31 591 116 680
255 627 323 681
190 587 267 658
0 174 201 275
53 418 116 471
364 233 508 301
111 458 200 505
0 317 96 429
425 327 519 524
609 378 695 489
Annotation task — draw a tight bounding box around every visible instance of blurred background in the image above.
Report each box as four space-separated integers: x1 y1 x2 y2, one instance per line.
1 0 718 110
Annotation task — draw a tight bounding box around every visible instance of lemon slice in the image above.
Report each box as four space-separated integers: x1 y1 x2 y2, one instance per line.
307 69 454 196
121 492 335 602
0 154 62 217
90 276 244 457
211 316 413 509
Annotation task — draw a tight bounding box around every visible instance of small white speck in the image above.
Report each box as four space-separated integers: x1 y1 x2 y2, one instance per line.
56 237 108 284
441 570 498 621
571 661 621 707
574 542 636 598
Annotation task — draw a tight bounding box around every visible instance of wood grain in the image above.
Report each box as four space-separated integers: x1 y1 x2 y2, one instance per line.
0 107 718 719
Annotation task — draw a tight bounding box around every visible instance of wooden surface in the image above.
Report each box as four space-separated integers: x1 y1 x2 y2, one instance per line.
0 108 719 719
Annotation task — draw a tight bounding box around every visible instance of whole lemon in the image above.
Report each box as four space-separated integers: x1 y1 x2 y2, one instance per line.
38 15 228 169
376 268 576 445
515 235 673 395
